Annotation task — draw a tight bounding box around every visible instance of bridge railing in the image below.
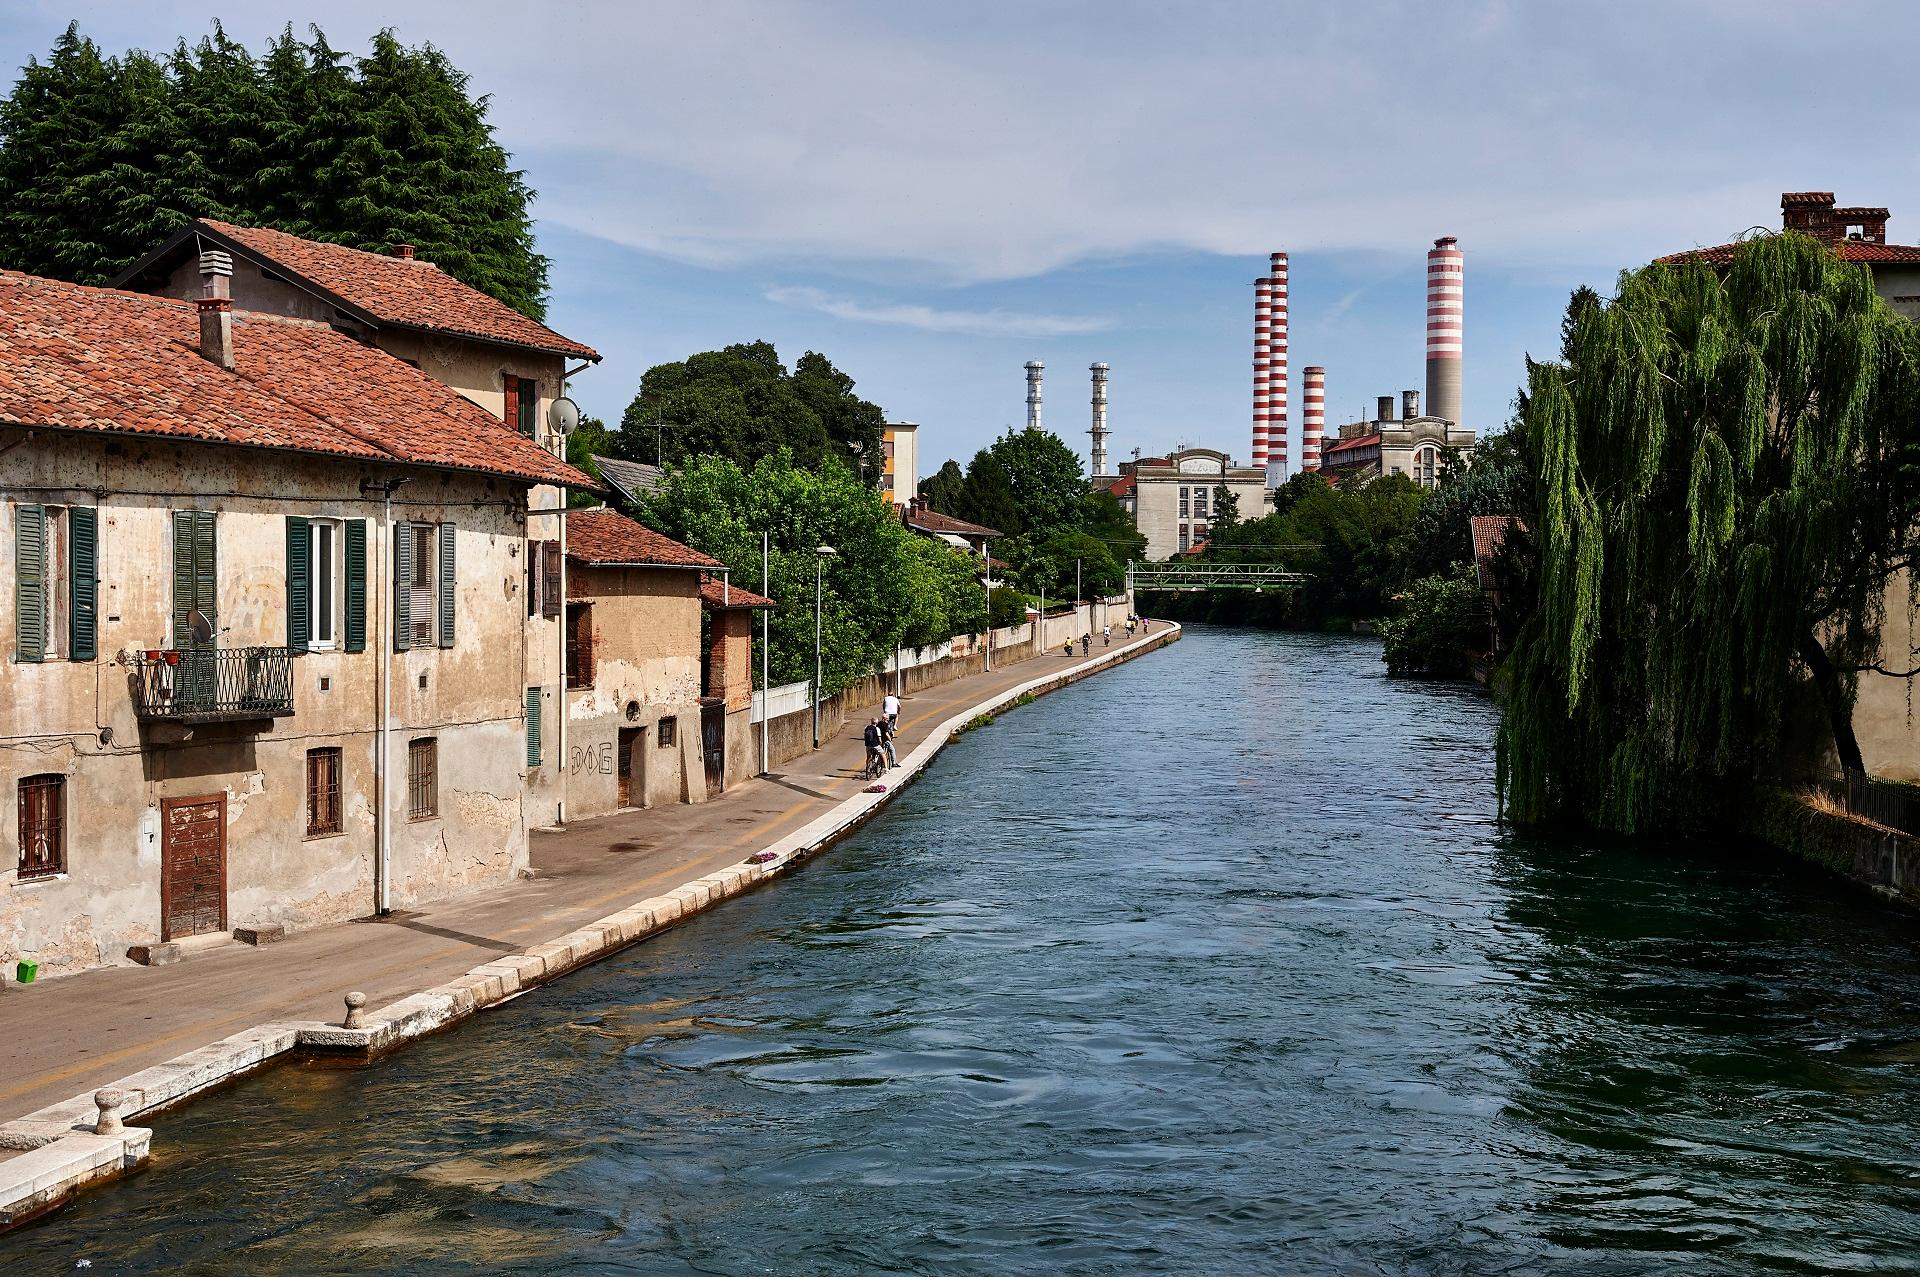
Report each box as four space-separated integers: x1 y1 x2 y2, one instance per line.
1126 562 1312 591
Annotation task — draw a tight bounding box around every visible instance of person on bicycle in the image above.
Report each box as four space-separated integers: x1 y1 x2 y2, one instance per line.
862 717 884 778
1081 633 1090 656
1102 624 1111 646
879 715 899 768
883 691 900 732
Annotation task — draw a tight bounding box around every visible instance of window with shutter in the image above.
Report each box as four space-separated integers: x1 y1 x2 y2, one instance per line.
171 510 218 647
15 504 46 662
541 541 562 618
437 522 455 649
409 523 436 647
517 378 540 437
343 519 367 652
525 686 542 767
504 374 521 435
68 506 96 662
527 536 540 618
565 602 594 689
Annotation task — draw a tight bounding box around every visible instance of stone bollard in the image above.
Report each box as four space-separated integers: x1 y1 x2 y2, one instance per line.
93 1088 125 1136
342 991 367 1030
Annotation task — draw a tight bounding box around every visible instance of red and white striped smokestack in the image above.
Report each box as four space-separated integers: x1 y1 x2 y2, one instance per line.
1426 236 1463 428
1301 365 1325 471
1268 251 1289 485
1251 276 1271 469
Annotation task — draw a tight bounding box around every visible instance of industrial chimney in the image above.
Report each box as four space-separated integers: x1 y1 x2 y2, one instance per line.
1402 389 1421 420
1089 362 1111 479
1268 251 1289 485
1377 394 1396 423
1301 366 1325 471
1251 276 1272 470
1025 360 1044 431
196 249 235 371
1426 236 1463 427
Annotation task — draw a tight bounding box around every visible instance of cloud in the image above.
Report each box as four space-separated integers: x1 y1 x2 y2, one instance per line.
765 286 1114 337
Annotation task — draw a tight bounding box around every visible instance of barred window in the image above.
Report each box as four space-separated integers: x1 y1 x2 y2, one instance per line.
565 602 594 690
658 716 677 748
18 774 65 880
408 737 438 820
306 747 342 837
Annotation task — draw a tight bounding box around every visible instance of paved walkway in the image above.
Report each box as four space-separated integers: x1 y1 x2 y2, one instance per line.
0 628 1171 1123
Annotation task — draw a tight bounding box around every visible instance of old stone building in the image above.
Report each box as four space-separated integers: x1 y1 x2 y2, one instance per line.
1320 391 1477 488
1 265 591 975
1125 448 1268 560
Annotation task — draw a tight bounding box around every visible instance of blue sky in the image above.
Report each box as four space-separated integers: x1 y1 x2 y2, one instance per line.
8 1 1919 479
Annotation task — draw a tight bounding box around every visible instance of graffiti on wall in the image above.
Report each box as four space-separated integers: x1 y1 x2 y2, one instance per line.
570 741 614 776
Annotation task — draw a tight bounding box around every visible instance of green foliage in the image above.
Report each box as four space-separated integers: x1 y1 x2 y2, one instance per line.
1402 440 1527 581
1379 567 1485 678
1498 234 1920 834
564 416 614 509
618 341 882 473
0 22 547 313
1002 529 1124 600
636 451 986 695
988 584 1031 629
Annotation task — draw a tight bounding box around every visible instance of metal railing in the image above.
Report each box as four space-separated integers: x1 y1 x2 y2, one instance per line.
1834 767 1920 838
130 646 297 723
1127 562 1313 591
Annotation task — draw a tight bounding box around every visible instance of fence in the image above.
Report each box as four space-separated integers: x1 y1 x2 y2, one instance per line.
750 679 813 725
130 646 296 722
1834 767 1920 838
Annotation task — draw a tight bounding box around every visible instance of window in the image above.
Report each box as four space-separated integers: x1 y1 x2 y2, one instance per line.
410 523 436 646
306 748 342 837
658 716 677 748
1415 445 1440 489
527 538 562 619
172 509 218 648
1178 527 1191 553
306 519 343 649
526 687 543 767
566 603 594 689
506 373 539 438
407 737 438 819
1178 487 1190 518
17 775 64 880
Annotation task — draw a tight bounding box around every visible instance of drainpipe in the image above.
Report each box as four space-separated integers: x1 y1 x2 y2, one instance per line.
760 532 770 776
555 494 568 826
368 475 409 916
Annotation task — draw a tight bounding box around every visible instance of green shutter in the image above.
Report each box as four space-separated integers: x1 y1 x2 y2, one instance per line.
344 519 367 653
285 515 309 653
525 686 542 767
172 511 194 646
192 510 217 643
15 504 45 662
392 520 412 652
437 521 455 649
68 506 96 662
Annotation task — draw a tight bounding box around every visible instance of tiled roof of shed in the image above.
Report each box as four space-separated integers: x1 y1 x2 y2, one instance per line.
564 508 720 569
0 269 588 487
699 574 774 609
905 506 1003 539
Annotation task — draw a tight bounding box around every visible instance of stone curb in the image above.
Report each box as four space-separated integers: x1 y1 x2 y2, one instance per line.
0 623 1178 1231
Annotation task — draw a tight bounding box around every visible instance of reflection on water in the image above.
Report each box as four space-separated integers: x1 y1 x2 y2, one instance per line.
10 626 1920 1274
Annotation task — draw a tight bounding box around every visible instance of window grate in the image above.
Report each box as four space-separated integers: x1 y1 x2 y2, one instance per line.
306 747 342 837
566 603 594 689
17 774 65 880
658 716 677 749
408 737 438 820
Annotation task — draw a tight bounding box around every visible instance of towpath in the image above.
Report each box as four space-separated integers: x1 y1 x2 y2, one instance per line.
0 628 1171 1123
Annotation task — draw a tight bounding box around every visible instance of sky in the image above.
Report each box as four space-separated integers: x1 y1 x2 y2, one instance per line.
6 1 1920 479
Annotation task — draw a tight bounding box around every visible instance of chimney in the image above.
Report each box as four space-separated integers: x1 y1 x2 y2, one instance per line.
1089 362 1111 479
1251 276 1271 471
1301 366 1326 472
1377 394 1396 423
1025 360 1044 431
391 243 416 260
1403 389 1420 420
196 249 235 371
1268 251 1289 486
1426 236 1464 427
1781 192 1836 241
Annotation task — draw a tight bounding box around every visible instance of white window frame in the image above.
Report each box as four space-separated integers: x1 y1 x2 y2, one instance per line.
308 518 344 650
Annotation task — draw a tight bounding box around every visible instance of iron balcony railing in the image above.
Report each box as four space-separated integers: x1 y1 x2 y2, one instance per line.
131 646 297 723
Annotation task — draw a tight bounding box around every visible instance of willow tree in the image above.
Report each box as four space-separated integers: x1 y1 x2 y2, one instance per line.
1498 233 1920 833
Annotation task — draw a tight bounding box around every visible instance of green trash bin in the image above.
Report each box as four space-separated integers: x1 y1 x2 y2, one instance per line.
16 960 39 985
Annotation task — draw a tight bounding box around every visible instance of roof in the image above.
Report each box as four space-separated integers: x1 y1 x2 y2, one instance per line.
905 506 1003 539
1470 515 1523 591
0 269 589 488
113 219 599 361
592 454 666 505
699 574 774 610
1658 238 1920 268
564 508 721 569
1323 432 1382 456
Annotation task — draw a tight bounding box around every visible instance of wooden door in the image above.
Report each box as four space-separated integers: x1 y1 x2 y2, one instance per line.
162 794 226 940
617 727 640 808
700 702 726 798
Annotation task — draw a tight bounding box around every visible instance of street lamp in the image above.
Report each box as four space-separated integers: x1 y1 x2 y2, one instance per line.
982 550 994 673
813 544 835 749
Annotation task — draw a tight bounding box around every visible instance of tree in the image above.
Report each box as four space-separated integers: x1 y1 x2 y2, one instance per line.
618 342 886 474
0 23 549 313
919 460 968 514
1379 566 1485 678
1498 234 1920 833
990 427 1086 534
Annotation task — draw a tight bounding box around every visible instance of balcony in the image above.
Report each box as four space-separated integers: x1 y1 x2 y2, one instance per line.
131 647 296 724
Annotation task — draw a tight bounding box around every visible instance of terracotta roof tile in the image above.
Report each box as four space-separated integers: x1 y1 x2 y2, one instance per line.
905 506 1003 539
198 220 599 360
564 508 720 569
1323 432 1381 456
1658 238 1920 267
699 574 774 609
0 270 587 488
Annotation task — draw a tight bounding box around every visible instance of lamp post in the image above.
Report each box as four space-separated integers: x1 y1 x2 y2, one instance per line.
813 544 835 749
982 550 993 673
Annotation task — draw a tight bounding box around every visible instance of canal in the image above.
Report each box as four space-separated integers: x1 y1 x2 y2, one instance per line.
10 625 1920 1273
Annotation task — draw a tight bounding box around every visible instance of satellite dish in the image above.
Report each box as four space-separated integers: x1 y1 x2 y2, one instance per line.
186 608 215 645
548 396 581 436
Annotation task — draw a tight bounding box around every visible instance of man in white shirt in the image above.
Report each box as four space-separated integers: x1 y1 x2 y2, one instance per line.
883 692 900 731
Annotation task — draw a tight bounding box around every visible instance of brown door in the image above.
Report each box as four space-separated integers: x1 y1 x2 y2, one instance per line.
700 701 726 798
617 727 640 808
162 794 227 940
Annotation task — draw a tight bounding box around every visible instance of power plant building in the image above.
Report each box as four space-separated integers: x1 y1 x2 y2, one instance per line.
1320 390 1475 487
1124 448 1268 560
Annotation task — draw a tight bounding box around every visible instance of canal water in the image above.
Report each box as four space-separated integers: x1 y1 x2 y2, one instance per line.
11 626 1920 1274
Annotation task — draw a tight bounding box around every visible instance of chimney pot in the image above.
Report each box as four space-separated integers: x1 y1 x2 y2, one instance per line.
1377 394 1396 423
196 297 235 371
392 244 416 260
1403 389 1421 419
